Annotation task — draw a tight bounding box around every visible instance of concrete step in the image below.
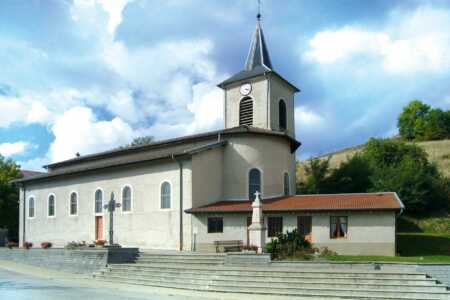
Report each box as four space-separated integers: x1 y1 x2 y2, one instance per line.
136 258 224 265
101 267 438 286
98 271 447 293
95 275 450 300
138 252 225 258
108 264 429 279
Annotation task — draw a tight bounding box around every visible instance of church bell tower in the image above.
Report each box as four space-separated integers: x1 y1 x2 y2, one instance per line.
218 14 299 138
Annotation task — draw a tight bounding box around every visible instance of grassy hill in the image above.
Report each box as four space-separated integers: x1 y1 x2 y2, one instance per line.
297 139 450 181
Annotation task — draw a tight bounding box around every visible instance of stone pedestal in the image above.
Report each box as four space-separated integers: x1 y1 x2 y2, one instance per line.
248 191 266 253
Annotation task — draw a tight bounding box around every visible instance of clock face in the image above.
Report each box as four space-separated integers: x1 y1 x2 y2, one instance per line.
240 83 252 95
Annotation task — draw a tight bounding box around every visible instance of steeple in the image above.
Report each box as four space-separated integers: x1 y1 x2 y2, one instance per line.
244 16 273 71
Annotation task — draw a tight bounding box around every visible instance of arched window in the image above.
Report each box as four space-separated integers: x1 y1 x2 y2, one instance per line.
161 182 171 209
122 186 132 212
95 189 103 214
28 197 35 218
70 192 78 216
279 99 287 131
239 97 253 126
248 168 261 200
283 173 290 196
48 194 55 217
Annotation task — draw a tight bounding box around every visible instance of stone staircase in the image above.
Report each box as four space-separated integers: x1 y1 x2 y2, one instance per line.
93 252 450 300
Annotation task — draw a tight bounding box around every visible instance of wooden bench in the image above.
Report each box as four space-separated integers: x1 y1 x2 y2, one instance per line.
214 240 243 253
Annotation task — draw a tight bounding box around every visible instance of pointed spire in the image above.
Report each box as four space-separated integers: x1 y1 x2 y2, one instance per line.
244 16 273 71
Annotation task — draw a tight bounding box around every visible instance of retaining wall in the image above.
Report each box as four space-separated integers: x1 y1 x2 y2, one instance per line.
0 247 138 274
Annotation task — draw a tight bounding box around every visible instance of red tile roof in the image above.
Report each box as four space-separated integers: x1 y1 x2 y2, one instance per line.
20 170 44 178
186 193 404 213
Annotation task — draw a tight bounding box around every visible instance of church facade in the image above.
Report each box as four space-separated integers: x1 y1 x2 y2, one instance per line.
15 19 403 256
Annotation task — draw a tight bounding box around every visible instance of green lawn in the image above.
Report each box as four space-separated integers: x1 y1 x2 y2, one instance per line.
328 232 450 263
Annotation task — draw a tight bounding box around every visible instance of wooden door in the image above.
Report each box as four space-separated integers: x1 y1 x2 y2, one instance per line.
297 216 312 242
95 216 103 241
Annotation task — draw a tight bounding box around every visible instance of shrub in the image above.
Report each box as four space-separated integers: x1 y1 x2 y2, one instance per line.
23 241 33 249
7 241 18 249
266 229 311 260
65 241 86 250
41 242 52 249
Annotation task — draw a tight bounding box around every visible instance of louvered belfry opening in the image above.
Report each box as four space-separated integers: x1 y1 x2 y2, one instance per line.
239 97 253 126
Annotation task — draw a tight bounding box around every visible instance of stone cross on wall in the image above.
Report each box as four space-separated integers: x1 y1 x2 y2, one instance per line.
249 191 266 253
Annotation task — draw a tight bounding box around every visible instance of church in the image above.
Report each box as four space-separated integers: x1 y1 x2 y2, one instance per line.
14 18 404 256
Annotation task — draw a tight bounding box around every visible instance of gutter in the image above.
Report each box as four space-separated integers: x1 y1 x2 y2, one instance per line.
172 155 184 251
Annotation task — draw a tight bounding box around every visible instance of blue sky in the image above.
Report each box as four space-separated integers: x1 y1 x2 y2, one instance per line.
1 0 450 170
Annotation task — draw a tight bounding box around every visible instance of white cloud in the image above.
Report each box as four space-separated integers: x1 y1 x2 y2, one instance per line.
48 106 134 162
295 106 324 129
304 7 450 73
0 142 31 157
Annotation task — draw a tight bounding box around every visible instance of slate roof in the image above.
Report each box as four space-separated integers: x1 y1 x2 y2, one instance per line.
13 126 300 184
217 20 299 92
186 193 405 213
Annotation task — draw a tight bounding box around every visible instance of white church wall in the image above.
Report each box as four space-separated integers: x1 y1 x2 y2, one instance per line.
222 134 296 200
224 76 268 129
191 146 224 207
192 210 396 256
20 160 193 250
269 75 296 137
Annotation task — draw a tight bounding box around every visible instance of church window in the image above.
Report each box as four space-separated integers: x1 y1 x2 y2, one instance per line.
207 217 223 233
28 196 35 218
279 99 287 131
70 192 78 216
248 168 261 200
283 172 290 196
330 216 348 239
239 97 253 126
122 186 132 212
48 194 55 217
95 189 103 214
161 181 171 209
268 216 283 237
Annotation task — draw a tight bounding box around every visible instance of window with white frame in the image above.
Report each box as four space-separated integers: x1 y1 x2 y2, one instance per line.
28 197 35 218
122 186 132 212
283 172 290 196
160 181 171 209
48 194 55 217
248 168 261 200
95 189 103 213
70 192 78 215
330 216 348 239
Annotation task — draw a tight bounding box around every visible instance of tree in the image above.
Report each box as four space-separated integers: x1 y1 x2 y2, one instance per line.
297 157 331 194
398 100 430 140
414 108 450 141
120 136 154 149
0 156 22 241
325 154 372 193
362 138 449 213
130 136 154 146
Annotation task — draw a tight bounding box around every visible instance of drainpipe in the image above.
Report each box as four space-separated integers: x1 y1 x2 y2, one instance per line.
172 155 183 251
22 183 26 246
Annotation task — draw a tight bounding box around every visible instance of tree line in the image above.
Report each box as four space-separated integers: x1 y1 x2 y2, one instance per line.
298 138 449 215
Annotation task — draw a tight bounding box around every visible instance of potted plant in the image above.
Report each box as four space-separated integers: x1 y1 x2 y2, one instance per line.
41 242 52 249
7 241 18 249
23 241 33 249
95 240 106 247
